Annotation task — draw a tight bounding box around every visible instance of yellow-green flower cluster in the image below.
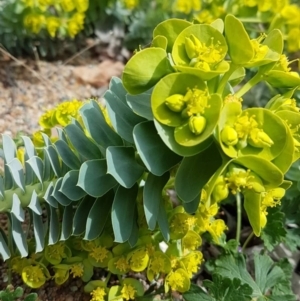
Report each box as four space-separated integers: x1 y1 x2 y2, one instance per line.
22 0 89 38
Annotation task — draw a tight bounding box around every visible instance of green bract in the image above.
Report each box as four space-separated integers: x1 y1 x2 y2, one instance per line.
172 24 229 80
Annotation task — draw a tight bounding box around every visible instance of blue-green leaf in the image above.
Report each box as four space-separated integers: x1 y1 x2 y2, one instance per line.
43 182 58 208
105 91 145 143
31 211 45 253
48 204 60 245
133 121 181 176
72 195 95 236
106 146 144 188
52 177 72 206
7 158 26 193
144 172 169 230
126 89 153 120
84 190 114 240
55 140 81 170
175 143 222 203
157 201 170 242
77 159 117 198
112 184 138 243
80 100 123 149
27 156 44 185
64 124 102 160
11 194 25 222
11 214 28 257
60 170 86 201
60 204 73 241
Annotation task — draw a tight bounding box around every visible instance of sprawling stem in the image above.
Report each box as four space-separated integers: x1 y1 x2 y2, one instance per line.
235 72 263 98
236 192 242 247
242 231 254 252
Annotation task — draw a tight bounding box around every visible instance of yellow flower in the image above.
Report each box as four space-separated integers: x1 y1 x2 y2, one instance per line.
127 248 149 272
55 100 82 126
11 257 30 274
182 230 202 251
70 263 84 278
46 17 60 38
166 268 190 293
17 147 25 166
147 251 172 281
121 284 136 300
61 0 75 12
287 27 300 53
188 115 207 135
207 219 228 243
91 287 106 301
122 0 139 10
66 13 85 38
180 251 203 277
174 0 201 14
114 256 130 273
22 264 47 288
281 5 300 26
39 108 56 129
24 14 45 34
45 242 67 264
90 246 109 263
74 0 89 12
53 266 69 285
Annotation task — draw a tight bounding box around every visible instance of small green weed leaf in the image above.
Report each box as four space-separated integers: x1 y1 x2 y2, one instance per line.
72 195 95 236
175 143 222 203
13 287 24 298
80 100 123 148
183 283 214 301
106 146 144 188
144 172 169 230
27 156 44 185
7 158 25 193
65 124 102 160
122 48 174 95
24 293 38 301
154 119 213 156
153 18 191 52
60 170 86 201
78 159 117 197
44 146 62 177
11 214 28 257
126 89 153 120
133 121 181 176
224 15 253 64
0 229 11 261
112 184 138 243
152 73 206 127
203 275 253 300
11 194 25 222
48 204 59 245
52 178 72 206
243 190 262 236
261 207 286 251
31 211 45 253
105 91 145 144
151 35 168 50
55 140 81 170
84 190 114 240
215 253 296 300
60 204 73 241
157 201 170 242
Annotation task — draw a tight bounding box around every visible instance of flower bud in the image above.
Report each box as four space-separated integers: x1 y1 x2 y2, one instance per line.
165 94 185 112
247 171 265 193
188 115 206 135
194 61 210 71
212 176 229 202
270 187 285 199
185 34 201 59
221 125 238 146
248 128 274 148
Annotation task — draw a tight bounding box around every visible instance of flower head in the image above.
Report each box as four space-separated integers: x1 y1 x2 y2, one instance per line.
90 287 106 301
121 284 136 300
166 268 190 293
70 263 84 278
22 264 47 288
